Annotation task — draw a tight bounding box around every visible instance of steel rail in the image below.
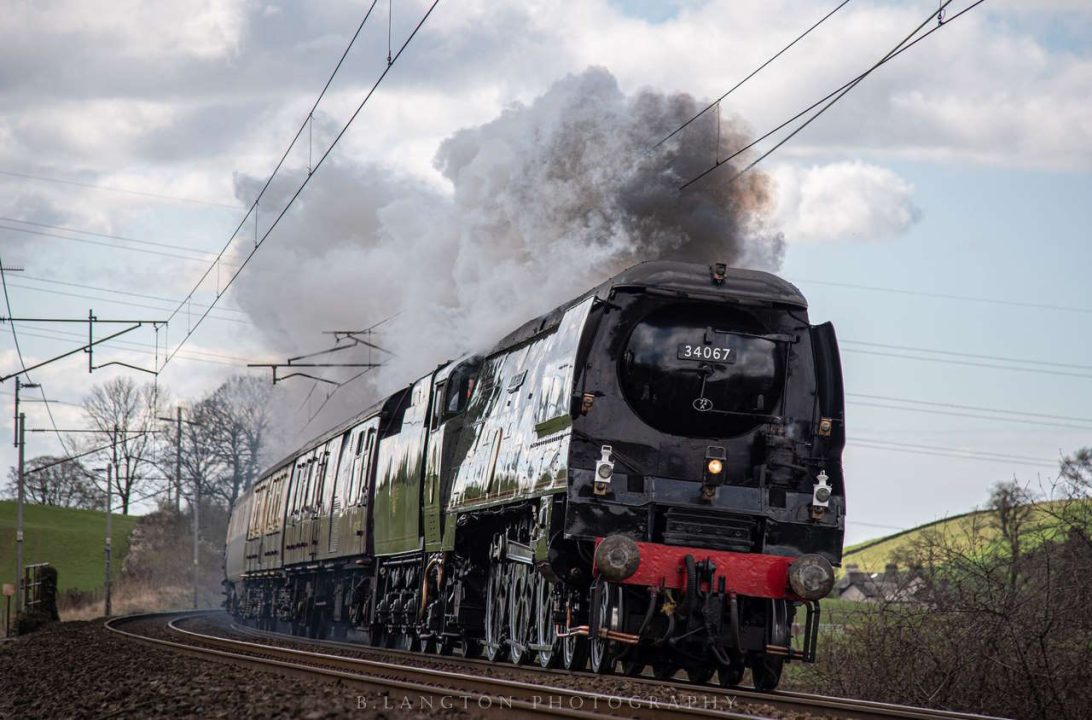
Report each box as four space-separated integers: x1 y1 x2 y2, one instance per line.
219 615 1012 720
105 611 767 720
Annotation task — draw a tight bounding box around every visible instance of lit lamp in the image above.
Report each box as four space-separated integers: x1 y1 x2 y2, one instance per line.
702 445 726 501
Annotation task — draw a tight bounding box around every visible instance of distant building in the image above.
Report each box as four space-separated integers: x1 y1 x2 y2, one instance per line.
834 563 924 602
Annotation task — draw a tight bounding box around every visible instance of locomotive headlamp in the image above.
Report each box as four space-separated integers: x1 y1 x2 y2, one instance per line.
812 470 832 507
701 446 727 501
811 470 832 519
594 534 641 582
594 445 614 496
788 554 836 600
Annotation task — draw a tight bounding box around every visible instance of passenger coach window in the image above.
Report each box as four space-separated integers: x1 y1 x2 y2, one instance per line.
351 429 376 505
265 477 278 532
249 486 265 538
312 450 328 510
303 460 316 512
293 462 308 515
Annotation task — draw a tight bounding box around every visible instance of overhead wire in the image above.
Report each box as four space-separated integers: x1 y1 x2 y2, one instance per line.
0 390 81 407
23 430 157 475
848 400 1092 431
842 347 1092 380
842 339 1092 372
846 519 910 532
293 314 398 428
0 258 74 456
789 277 1092 316
0 216 221 259
847 393 1092 425
852 437 1058 467
653 0 851 149
680 0 985 190
0 326 245 368
300 366 376 432
0 223 226 264
16 273 249 316
6 280 250 326
160 0 439 374
162 0 384 352
852 444 1054 469
0 169 237 209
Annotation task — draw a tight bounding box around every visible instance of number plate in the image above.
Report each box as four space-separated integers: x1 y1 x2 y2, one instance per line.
677 343 735 363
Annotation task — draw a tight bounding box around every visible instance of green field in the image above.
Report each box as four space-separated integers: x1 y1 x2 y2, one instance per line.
841 501 1076 573
0 501 141 594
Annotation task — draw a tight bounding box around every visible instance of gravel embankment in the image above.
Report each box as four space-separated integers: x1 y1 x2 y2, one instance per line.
0 619 469 720
0 614 822 719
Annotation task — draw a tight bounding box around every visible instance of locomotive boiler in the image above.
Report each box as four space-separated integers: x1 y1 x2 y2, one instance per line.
224 260 846 690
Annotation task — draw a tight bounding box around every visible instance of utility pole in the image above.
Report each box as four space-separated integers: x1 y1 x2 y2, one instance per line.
159 407 202 609
14 412 25 615
174 407 182 512
176 406 198 609
13 377 38 446
13 377 39 617
111 424 119 515
104 464 112 618
193 466 199 610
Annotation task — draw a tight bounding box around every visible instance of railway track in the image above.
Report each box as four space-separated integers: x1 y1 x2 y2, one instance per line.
107 611 763 720
225 620 1007 720
107 611 1011 720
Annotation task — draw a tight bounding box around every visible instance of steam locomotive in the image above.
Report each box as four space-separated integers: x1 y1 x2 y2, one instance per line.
224 261 845 690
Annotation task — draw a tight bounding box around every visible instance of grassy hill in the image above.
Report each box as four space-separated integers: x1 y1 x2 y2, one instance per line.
0 501 141 593
842 500 1075 573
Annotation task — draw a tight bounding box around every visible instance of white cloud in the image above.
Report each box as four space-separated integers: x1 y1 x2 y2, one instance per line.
771 161 918 244
7 100 176 160
10 0 247 62
5 0 1091 179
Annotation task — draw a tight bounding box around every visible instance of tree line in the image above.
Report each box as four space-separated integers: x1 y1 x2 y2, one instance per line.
4 375 272 518
792 448 1092 719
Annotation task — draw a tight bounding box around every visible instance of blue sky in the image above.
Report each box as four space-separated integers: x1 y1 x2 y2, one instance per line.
0 0 1089 546
784 162 1092 536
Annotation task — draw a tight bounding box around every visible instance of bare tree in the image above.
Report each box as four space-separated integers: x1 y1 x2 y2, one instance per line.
4 456 100 509
1053 447 1092 549
202 376 272 514
988 478 1034 590
81 377 161 514
1060 448 1091 492
180 401 223 511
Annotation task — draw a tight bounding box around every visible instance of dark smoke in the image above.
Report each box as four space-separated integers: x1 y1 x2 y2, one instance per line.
232 67 782 438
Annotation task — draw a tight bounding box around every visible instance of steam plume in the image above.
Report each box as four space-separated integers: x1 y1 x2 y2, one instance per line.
232 67 783 437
